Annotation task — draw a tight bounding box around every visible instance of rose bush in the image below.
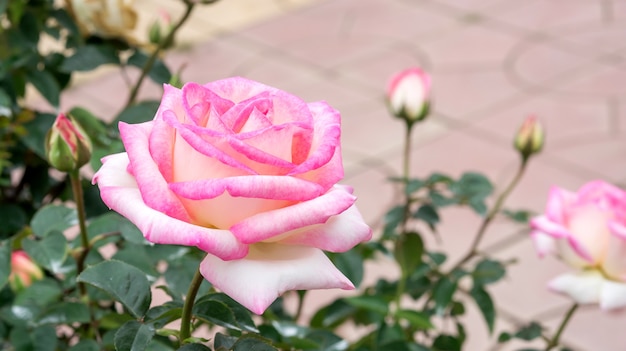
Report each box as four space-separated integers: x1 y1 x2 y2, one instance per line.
530 180 626 310
93 77 372 314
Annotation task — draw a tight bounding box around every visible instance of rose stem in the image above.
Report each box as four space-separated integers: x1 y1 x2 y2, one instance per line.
450 158 528 271
180 267 204 344
70 170 89 295
544 303 578 351
123 0 196 109
394 122 415 312
70 170 99 339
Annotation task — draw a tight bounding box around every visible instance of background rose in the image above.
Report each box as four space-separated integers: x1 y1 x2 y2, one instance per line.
94 77 372 313
530 180 626 310
65 0 138 42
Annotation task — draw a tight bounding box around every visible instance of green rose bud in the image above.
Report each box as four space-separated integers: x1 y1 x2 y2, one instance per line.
514 116 544 161
46 113 92 172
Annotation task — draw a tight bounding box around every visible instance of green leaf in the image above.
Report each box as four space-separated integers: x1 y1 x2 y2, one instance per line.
19 112 55 159
432 335 461 351
205 293 257 332
514 322 543 341
304 329 346 351
69 340 100 351
231 335 277 351
413 204 440 227
9 325 57 351
127 50 172 84
22 231 68 273
310 299 356 328
193 294 257 333
405 178 425 195
114 321 155 351
0 204 27 239
432 276 457 315
77 260 152 318
115 100 160 124
26 69 60 107
395 310 433 330
30 204 77 237
60 44 120 72
428 252 447 266
112 244 159 279
330 247 364 287
383 205 405 238
498 332 512 343
470 286 495 334
178 344 212 351
451 172 493 199
0 244 9 289
394 232 423 277
472 259 506 286
36 302 91 325
345 295 389 315
14 278 62 306
214 333 237 350
502 209 533 223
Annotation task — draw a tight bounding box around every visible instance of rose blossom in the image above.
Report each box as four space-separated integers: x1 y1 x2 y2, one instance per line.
93 77 372 314
530 180 626 310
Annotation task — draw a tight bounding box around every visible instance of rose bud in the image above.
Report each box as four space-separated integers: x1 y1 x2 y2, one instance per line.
386 67 431 124
514 116 544 160
531 181 626 310
148 9 174 46
46 113 92 172
9 251 44 292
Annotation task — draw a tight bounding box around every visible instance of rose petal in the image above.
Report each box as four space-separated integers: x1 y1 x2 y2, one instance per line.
118 122 190 222
199 244 354 314
548 271 603 304
93 153 248 260
603 221 626 280
599 279 626 310
289 102 343 190
181 82 234 126
205 77 278 104
545 186 575 224
530 230 556 258
230 185 356 244
169 175 324 201
277 203 373 252
530 215 569 238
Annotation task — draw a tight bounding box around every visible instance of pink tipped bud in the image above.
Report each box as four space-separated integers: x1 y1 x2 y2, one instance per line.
9 251 43 292
387 67 431 124
514 116 544 160
45 113 92 172
148 9 174 46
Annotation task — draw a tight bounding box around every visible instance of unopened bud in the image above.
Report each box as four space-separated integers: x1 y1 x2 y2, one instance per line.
514 116 544 160
9 251 43 292
148 10 174 47
387 67 431 125
46 113 92 172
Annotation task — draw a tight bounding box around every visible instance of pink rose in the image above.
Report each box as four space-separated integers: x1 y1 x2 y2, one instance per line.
531 180 626 310
9 251 44 292
93 77 372 313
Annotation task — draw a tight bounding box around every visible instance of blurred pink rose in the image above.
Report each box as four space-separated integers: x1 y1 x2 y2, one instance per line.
9 251 43 292
531 180 626 310
94 77 372 313
386 67 431 123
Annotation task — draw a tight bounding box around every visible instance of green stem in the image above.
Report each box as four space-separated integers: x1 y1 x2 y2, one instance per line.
180 267 204 344
544 303 578 351
123 1 195 109
401 123 414 232
70 171 89 296
451 159 528 270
